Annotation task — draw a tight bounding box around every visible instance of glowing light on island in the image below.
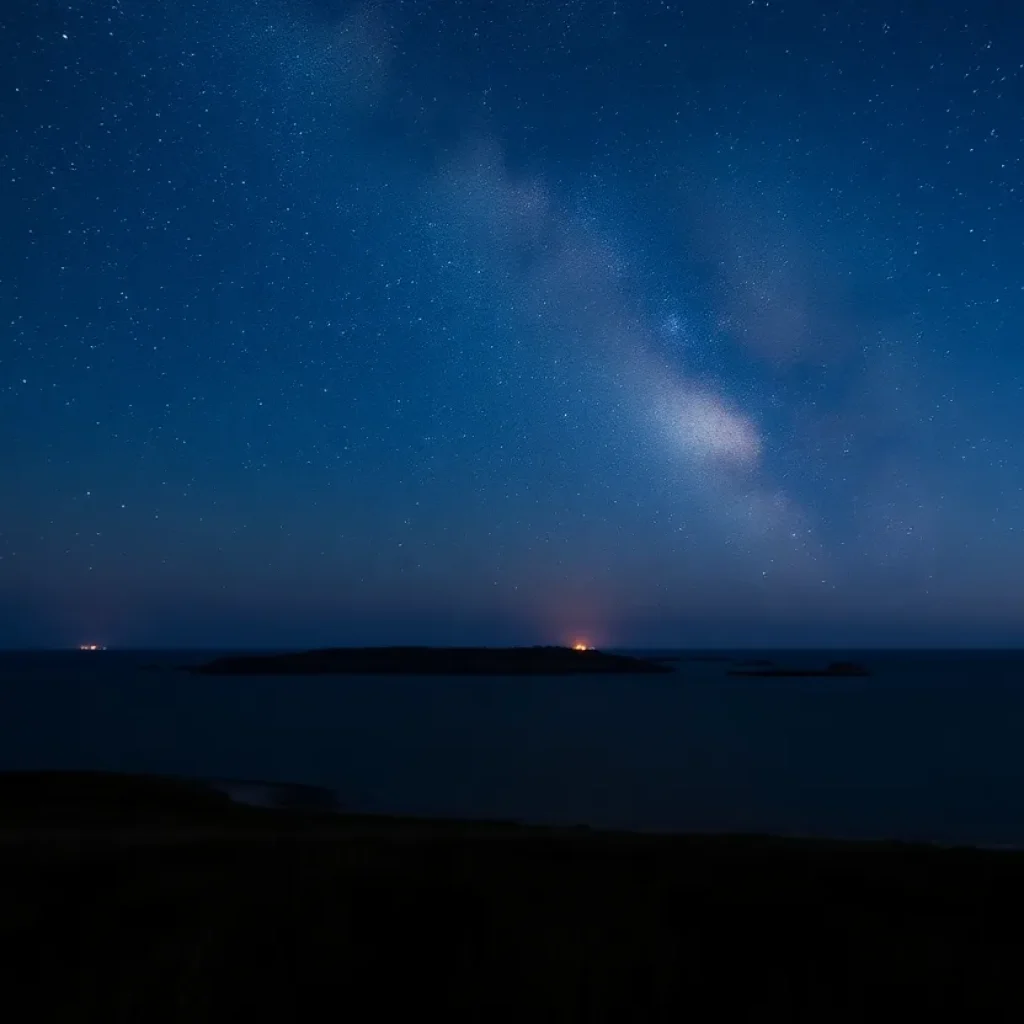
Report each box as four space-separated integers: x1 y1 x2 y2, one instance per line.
79 644 105 651
572 642 594 652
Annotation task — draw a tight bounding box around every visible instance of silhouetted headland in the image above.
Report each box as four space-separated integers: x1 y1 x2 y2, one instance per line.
729 660 870 678
3 770 1024 1017
0 770 341 825
191 645 672 676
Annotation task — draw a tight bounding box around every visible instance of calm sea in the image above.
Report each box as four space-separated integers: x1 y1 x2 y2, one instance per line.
1 649 1022 847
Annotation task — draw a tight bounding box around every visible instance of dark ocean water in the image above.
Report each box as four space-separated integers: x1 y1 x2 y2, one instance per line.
1 649 1022 846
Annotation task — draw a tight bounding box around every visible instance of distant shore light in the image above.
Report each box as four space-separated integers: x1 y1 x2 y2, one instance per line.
572 642 594 651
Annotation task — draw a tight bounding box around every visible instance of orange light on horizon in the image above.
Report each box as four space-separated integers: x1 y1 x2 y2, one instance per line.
572 642 594 652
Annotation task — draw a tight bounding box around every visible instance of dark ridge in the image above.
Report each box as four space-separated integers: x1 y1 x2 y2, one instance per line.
0 771 340 827
190 645 672 676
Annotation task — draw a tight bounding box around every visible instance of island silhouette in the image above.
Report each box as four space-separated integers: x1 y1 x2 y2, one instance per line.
192 645 673 676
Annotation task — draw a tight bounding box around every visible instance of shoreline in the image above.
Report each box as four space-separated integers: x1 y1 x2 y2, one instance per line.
0 769 1016 853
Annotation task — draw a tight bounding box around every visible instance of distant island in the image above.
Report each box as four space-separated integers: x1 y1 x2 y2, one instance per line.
191 645 673 676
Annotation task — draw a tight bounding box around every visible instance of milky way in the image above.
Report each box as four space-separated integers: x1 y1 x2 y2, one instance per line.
2 0 1022 646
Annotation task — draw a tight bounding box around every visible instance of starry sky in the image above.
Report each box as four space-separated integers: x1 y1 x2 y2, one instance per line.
2 0 1022 649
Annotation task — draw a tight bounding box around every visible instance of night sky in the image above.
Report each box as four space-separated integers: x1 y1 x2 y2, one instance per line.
2 0 1022 649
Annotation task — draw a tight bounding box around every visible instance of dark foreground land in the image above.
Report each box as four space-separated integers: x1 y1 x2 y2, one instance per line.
192 645 672 675
2 772 1023 1020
